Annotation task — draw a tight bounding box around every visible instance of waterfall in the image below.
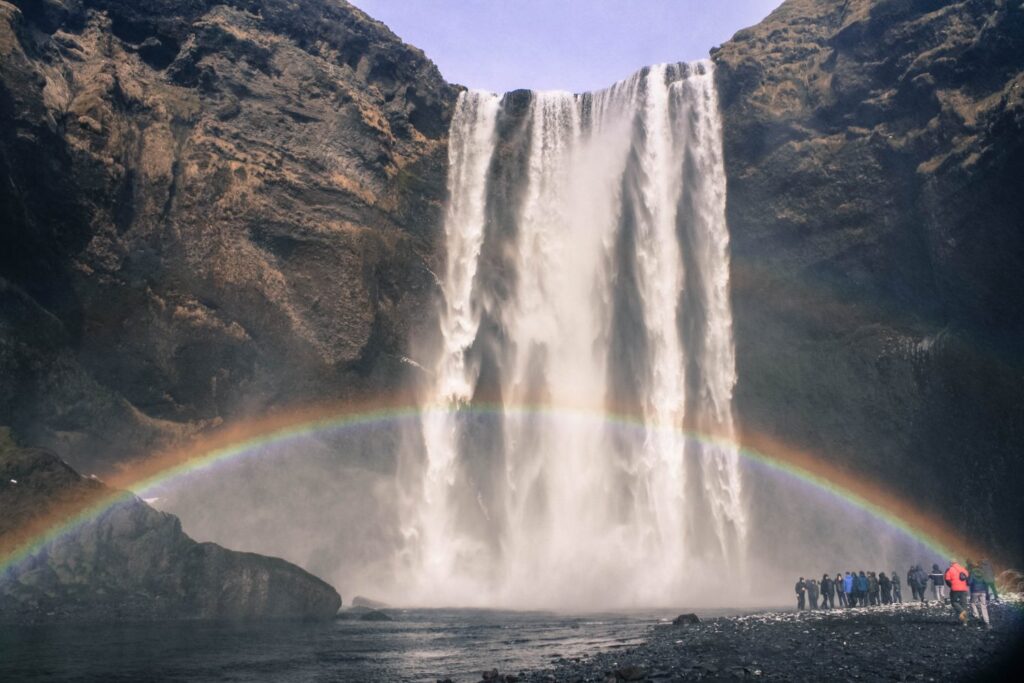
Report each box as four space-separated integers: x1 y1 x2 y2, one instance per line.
400 60 746 608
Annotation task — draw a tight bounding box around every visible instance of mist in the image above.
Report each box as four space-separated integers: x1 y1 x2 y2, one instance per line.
154 61 949 612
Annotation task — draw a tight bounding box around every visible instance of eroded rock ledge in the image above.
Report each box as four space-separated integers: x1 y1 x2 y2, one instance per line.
0 432 341 621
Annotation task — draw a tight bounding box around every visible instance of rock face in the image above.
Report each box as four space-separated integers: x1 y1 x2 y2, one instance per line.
713 0 1024 564
0 0 458 472
0 431 342 620
2 0 1023 591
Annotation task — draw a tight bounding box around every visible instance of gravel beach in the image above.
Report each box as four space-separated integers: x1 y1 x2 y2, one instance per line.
506 597 1024 682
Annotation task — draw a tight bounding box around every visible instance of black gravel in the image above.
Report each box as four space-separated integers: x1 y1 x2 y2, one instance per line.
504 599 1024 682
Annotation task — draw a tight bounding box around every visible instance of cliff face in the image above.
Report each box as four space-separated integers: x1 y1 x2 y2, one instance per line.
713 0 1024 562
0 432 341 620
0 0 458 472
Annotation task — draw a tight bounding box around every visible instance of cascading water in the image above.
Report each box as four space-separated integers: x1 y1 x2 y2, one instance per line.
399 60 746 608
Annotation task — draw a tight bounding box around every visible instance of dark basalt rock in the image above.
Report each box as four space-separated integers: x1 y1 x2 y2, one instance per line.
672 612 701 625
0 0 460 474
713 0 1024 566
0 433 341 621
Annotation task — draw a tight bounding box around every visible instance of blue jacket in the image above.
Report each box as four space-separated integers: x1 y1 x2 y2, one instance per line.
844 574 854 593
968 574 989 595
857 574 869 592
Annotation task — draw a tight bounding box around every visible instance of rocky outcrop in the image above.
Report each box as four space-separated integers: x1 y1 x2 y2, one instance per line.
713 0 1024 563
0 430 342 620
0 0 458 473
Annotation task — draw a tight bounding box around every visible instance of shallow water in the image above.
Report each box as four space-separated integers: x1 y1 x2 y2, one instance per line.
0 608 750 682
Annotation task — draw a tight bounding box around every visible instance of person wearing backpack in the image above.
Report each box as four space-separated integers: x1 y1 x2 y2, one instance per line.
945 558 970 625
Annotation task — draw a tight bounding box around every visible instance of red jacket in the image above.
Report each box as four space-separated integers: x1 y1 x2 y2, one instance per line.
945 563 969 592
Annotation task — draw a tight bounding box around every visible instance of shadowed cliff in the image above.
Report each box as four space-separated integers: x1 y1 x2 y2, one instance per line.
713 0 1024 565
0 0 459 472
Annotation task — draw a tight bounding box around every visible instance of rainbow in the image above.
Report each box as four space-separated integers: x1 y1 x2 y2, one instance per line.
0 401 988 576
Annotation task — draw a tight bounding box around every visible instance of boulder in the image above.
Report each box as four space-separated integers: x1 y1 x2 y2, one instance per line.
673 613 701 625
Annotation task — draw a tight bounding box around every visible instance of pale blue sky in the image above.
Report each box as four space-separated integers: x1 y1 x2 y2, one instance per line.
350 0 781 93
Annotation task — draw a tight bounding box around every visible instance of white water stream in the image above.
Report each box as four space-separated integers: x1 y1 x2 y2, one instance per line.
399 61 746 608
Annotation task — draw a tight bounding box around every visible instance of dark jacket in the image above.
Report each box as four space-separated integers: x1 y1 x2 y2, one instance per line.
857 574 869 592
915 566 929 587
796 580 807 595
929 566 945 587
808 580 820 599
822 577 834 595
892 574 901 589
868 575 879 593
879 575 892 592
968 574 989 595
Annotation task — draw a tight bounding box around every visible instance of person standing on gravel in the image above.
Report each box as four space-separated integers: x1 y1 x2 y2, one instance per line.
868 572 880 606
945 558 970 626
836 573 848 607
821 574 835 609
980 559 1000 603
891 570 903 603
879 572 893 605
796 577 807 610
930 563 947 603
856 571 869 606
808 578 820 609
907 566 920 601
967 568 992 629
844 572 855 607
915 565 931 603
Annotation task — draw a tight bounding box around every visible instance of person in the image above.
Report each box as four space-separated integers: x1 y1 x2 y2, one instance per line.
796 577 807 611
808 578 820 610
980 559 999 603
915 565 931 603
821 574 835 609
891 570 902 604
968 568 992 629
844 571 855 607
868 572 880 606
836 573 848 608
857 571 869 607
930 563 947 603
907 566 921 601
879 572 892 605
944 558 970 625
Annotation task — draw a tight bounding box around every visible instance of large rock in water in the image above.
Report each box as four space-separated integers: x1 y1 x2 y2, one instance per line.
713 0 1024 563
0 0 458 472
0 433 342 620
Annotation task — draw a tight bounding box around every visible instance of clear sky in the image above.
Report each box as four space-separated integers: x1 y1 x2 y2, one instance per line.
350 0 781 93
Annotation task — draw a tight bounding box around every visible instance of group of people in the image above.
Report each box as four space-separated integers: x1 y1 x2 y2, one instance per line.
795 571 902 611
794 558 1000 629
